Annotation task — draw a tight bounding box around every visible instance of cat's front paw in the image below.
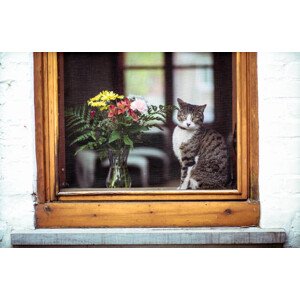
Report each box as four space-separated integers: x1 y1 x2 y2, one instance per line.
189 178 199 190
177 184 188 190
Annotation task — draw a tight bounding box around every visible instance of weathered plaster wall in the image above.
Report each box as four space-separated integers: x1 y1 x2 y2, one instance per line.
0 52 299 247
0 53 35 247
258 53 300 247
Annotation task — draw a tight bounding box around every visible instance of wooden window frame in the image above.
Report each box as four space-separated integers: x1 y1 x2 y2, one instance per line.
34 52 259 228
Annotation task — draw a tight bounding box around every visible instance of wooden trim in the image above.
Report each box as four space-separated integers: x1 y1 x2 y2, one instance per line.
58 189 244 201
48 53 59 200
33 52 255 202
236 52 249 199
54 52 250 202
34 52 59 203
34 53 46 203
33 52 259 228
36 201 260 228
247 53 259 200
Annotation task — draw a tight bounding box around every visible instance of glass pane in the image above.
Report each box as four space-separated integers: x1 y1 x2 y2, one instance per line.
62 52 235 190
174 52 213 66
125 52 164 67
125 69 165 106
173 68 214 122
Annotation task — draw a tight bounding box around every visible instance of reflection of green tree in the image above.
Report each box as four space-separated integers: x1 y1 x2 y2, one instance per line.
125 52 163 67
126 70 163 96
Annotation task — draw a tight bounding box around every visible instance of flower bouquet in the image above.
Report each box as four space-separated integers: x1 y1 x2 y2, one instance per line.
65 90 174 188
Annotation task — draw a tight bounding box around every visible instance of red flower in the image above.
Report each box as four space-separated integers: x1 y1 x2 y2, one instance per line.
128 109 139 122
108 105 118 118
90 110 96 120
116 98 131 113
107 98 139 122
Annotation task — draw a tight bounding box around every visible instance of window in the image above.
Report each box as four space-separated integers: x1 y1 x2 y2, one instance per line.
34 52 259 228
61 52 235 190
124 52 165 107
123 52 215 121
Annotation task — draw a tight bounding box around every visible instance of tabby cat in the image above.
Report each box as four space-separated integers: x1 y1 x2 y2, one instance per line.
172 98 229 190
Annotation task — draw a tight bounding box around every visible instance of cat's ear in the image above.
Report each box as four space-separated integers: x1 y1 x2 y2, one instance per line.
199 104 207 113
177 98 186 107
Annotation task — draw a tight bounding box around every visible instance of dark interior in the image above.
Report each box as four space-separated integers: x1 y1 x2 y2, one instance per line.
60 52 236 189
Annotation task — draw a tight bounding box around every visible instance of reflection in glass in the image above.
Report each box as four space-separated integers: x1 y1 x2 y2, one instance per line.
125 52 164 67
174 68 214 122
62 52 235 190
125 69 165 107
174 52 213 66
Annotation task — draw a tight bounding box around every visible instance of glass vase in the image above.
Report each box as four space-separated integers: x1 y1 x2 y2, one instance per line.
106 147 131 188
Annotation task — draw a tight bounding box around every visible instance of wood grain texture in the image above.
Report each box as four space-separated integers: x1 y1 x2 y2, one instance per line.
247 53 259 200
35 201 260 228
58 188 244 201
42 54 50 200
34 53 46 203
34 52 255 202
33 52 259 228
47 53 59 200
56 53 252 202
235 53 249 198
34 53 59 202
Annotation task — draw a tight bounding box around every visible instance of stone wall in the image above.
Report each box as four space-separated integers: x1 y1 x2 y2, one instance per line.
0 53 35 247
258 53 300 247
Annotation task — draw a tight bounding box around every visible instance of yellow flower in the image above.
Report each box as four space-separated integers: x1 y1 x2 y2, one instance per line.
87 90 124 110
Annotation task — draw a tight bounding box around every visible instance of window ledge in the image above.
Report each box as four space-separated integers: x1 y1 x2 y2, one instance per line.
11 227 286 247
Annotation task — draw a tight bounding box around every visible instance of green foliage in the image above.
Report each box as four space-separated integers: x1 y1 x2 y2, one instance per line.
109 131 121 143
123 135 133 148
65 101 176 157
125 52 164 67
139 104 175 129
65 104 109 156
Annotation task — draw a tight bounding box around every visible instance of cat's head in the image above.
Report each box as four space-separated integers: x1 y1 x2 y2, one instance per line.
176 98 206 130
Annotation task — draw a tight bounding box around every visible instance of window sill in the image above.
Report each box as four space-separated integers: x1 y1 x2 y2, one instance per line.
11 227 286 247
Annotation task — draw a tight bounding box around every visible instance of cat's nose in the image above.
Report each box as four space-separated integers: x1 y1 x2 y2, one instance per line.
187 123 191 127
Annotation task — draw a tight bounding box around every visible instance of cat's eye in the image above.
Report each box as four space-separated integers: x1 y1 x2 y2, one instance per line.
177 112 186 120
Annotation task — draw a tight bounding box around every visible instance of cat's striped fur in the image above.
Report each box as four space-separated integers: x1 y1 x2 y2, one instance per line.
173 98 229 190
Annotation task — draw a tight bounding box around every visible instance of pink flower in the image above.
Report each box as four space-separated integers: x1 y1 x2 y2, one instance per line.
130 98 148 113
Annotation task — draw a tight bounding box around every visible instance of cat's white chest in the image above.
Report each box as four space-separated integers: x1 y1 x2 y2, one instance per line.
172 126 195 162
